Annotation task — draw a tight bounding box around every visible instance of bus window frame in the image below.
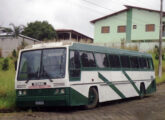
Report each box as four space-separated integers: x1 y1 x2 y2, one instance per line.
79 51 97 70
94 52 110 70
69 50 81 81
108 54 121 70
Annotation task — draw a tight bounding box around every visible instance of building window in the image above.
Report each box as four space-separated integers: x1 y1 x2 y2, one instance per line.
133 25 137 29
146 24 155 32
117 26 126 33
101 26 110 33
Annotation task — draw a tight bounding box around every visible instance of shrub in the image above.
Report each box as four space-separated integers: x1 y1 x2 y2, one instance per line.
0 48 2 58
2 58 9 71
154 46 165 60
12 49 17 58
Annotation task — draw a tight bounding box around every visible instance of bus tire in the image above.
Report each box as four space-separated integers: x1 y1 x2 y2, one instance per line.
85 87 98 109
140 83 145 99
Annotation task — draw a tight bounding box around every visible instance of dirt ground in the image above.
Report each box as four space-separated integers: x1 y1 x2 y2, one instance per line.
0 83 165 120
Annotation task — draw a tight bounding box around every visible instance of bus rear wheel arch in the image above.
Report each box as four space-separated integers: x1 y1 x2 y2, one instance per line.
85 87 99 109
140 83 146 99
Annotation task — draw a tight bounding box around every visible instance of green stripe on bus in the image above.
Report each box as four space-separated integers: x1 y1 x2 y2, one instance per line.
122 71 140 95
98 72 126 99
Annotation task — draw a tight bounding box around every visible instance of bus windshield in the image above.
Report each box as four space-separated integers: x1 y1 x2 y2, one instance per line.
17 48 66 81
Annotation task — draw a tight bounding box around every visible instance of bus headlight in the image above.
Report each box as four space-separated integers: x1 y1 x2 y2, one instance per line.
54 88 65 94
18 90 22 95
60 89 65 94
18 90 27 96
55 89 59 94
23 90 27 95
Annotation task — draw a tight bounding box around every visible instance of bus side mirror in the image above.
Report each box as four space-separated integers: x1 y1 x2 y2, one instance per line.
15 60 17 71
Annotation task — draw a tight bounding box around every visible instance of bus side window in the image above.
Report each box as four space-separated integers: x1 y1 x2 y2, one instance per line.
69 51 81 78
94 53 109 68
80 52 96 67
130 56 139 69
139 57 148 69
120 56 130 68
108 54 121 68
147 58 154 70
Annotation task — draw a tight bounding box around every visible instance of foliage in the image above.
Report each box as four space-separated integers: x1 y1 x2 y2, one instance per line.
0 58 16 110
153 45 165 60
9 23 24 38
121 45 139 51
16 40 28 54
22 21 57 41
0 48 2 58
2 58 9 71
3 28 12 34
12 49 17 58
20 40 28 49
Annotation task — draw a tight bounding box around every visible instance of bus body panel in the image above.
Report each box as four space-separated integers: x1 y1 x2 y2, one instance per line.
15 42 156 108
70 70 155 104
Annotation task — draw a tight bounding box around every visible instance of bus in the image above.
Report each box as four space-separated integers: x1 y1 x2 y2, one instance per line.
15 42 156 109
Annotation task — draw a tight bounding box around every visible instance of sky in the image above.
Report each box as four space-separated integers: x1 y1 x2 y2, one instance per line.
0 0 163 38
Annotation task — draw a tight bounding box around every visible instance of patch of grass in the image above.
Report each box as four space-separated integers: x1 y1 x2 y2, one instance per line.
151 53 165 84
0 58 16 110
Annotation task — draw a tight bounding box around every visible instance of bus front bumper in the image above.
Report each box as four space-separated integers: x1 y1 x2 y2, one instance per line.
16 95 69 107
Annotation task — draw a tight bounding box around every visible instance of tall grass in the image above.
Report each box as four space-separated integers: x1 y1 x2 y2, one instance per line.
0 58 16 110
151 53 165 84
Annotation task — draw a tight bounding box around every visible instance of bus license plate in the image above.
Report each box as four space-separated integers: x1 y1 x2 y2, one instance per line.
35 101 44 105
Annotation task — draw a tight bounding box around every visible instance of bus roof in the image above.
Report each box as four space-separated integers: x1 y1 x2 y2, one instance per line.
69 43 152 58
23 42 151 58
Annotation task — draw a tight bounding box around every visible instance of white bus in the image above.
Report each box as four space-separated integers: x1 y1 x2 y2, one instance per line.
15 42 156 109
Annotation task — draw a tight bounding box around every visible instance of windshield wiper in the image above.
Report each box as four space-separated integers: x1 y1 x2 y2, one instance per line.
25 72 30 83
25 68 40 83
42 68 53 82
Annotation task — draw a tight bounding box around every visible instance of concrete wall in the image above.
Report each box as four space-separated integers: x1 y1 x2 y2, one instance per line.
58 38 93 43
93 42 165 52
0 36 36 57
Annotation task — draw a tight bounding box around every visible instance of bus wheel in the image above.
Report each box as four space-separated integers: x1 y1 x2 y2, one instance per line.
140 84 145 99
85 87 98 109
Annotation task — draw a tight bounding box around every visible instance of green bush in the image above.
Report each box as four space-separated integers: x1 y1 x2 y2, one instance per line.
12 49 17 58
2 58 9 71
154 45 165 60
0 48 2 58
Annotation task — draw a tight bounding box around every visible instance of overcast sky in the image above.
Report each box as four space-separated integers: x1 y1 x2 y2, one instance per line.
0 0 163 38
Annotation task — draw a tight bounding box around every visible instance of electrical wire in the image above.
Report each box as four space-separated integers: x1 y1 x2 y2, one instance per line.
80 0 160 28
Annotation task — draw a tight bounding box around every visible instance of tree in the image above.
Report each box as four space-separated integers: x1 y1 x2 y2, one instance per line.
9 23 24 38
22 21 57 41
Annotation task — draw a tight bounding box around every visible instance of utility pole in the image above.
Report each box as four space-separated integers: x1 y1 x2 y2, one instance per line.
158 0 163 78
